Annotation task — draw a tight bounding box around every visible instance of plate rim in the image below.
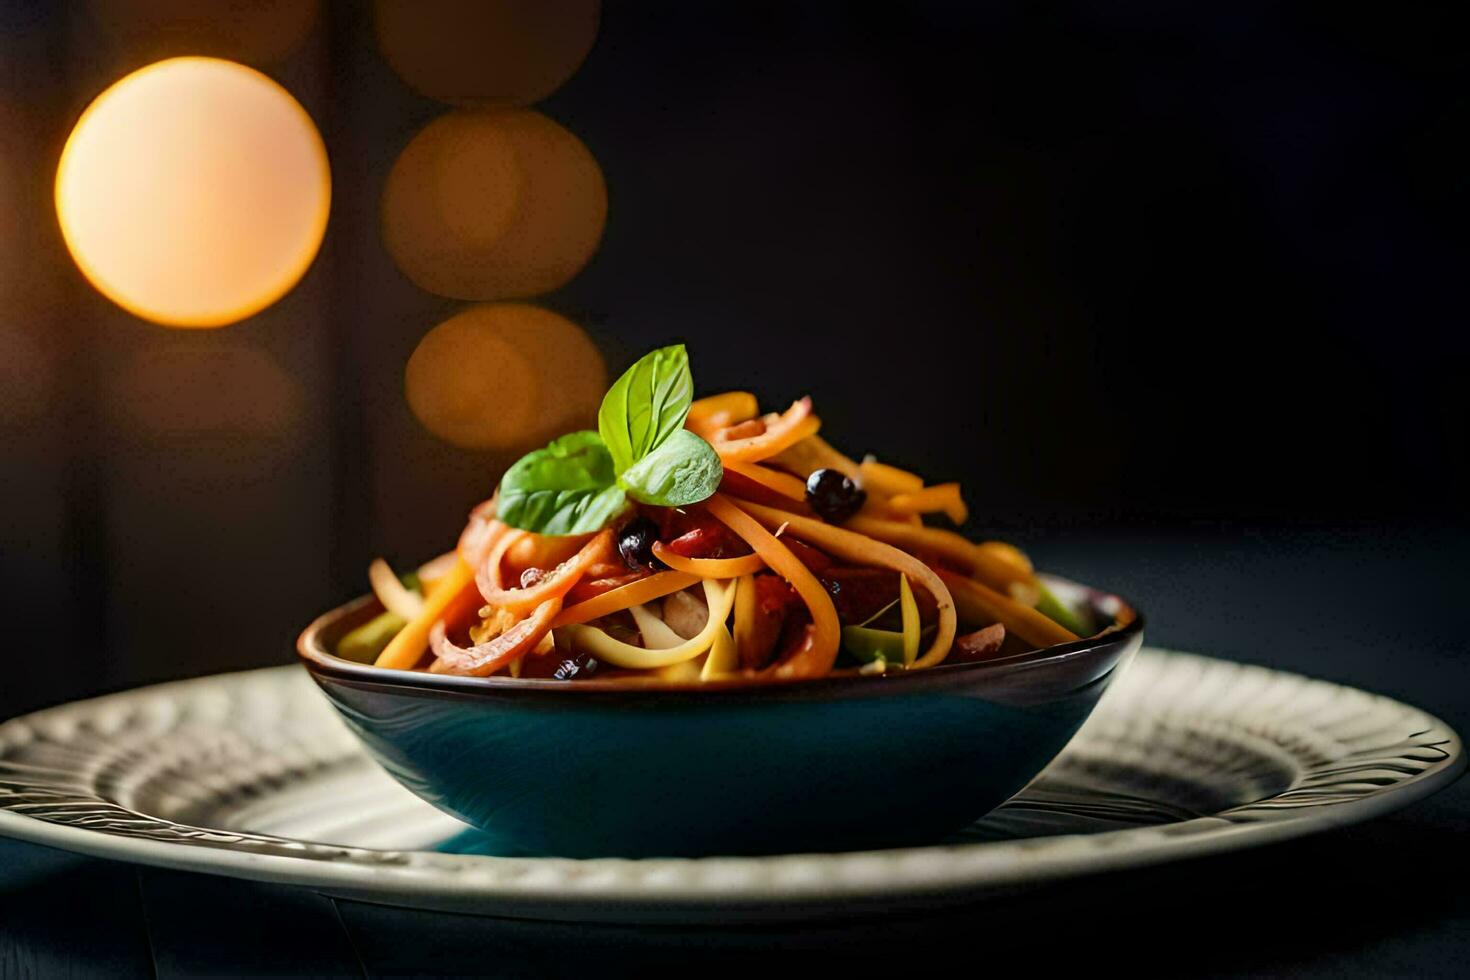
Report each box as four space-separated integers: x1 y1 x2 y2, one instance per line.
0 650 1462 922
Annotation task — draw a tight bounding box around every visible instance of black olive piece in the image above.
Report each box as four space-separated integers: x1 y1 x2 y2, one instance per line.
805 467 867 523
617 515 664 572
553 652 599 680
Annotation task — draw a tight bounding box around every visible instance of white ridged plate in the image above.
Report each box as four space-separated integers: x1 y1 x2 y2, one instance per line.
0 649 1460 922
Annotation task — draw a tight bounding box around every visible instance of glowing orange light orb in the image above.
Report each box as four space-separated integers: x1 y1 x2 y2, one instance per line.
55 57 331 328
382 109 607 301
405 303 605 450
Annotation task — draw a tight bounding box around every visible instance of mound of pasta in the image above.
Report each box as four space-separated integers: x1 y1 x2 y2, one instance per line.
339 346 1128 682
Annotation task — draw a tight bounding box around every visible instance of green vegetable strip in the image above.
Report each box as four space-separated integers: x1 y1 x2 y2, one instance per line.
840 625 906 665
1035 584 1093 637
338 610 408 664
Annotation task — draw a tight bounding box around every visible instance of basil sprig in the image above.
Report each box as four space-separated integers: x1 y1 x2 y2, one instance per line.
497 345 724 535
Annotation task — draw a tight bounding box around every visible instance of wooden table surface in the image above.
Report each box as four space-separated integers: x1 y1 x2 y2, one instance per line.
2 529 1466 978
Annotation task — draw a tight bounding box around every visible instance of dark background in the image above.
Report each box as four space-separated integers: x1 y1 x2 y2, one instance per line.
2 1 1463 717
0 3 1466 976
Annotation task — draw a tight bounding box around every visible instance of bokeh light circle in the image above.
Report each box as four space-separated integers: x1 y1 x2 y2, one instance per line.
55 57 331 328
374 0 600 107
382 109 607 301
405 303 605 450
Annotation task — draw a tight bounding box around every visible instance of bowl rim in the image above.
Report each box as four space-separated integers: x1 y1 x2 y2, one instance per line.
296 574 1144 705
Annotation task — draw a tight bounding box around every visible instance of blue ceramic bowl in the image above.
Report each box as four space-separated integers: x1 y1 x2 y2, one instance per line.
298 576 1142 858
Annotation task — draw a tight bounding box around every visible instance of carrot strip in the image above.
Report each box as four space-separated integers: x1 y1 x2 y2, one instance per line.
724 462 809 505
857 497 923 527
976 539 1033 574
858 458 923 496
936 569 1079 648
374 558 480 670
552 571 701 626
771 433 861 480
732 500 957 670
565 571 646 605
583 560 629 579
687 391 759 438
719 469 815 515
705 494 840 679
650 542 766 578
476 530 613 616
845 516 1035 598
505 532 591 577
712 398 821 464
888 483 969 525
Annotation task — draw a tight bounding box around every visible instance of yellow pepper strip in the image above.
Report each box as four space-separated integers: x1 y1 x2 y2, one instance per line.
899 574 920 667
977 540 1033 574
888 483 969 525
650 542 766 578
706 494 842 679
733 500 957 670
374 558 479 670
858 458 924 496
936 569 1079 648
552 571 700 626
415 550 459 593
732 572 760 669
702 618 738 680
655 657 704 684
687 391 759 437
561 579 737 669
628 603 686 649
724 462 810 506
856 496 922 527
845 516 1036 599
713 398 821 464
368 558 425 619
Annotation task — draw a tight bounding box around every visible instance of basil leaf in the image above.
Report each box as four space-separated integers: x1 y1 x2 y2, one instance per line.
618 428 723 506
498 431 627 535
598 344 694 474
